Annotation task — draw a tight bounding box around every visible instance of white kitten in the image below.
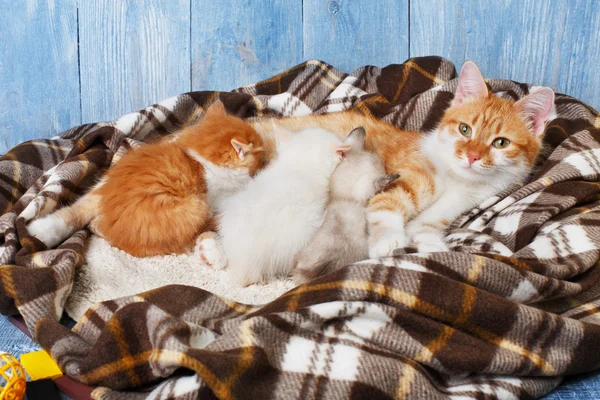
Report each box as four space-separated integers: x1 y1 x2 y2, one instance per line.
218 124 351 286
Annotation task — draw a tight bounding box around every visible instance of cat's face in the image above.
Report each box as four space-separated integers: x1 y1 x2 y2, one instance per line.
331 151 386 201
430 61 554 185
186 101 267 175
436 96 542 182
215 118 267 175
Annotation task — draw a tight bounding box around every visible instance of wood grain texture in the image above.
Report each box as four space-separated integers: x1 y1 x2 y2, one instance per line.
2 0 600 150
410 0 600 110
560 1 600 111
191 0 303 91
0 0 80 153
303 0 409 73
79 0 191 124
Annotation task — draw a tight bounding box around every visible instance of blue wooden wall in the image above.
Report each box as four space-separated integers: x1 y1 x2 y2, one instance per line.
1 0 599 153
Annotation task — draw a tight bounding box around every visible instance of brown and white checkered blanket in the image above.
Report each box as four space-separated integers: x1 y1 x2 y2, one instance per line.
2 57 600 399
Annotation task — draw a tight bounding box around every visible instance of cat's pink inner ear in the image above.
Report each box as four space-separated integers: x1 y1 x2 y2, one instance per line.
452 61 489 106
206 100 226 117
231 139 251 160
335 144 352 160
514 87 555 137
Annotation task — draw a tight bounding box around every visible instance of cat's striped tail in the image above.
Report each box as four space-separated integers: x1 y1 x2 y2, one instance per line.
27 181 103 248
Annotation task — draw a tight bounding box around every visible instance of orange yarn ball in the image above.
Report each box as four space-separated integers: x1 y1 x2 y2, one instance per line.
0 353 26 400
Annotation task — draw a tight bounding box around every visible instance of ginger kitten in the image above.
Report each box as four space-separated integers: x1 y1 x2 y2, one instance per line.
28 101 266 257
251 61 554 258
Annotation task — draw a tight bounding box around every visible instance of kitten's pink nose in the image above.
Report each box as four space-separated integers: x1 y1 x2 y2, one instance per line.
467 152 480 166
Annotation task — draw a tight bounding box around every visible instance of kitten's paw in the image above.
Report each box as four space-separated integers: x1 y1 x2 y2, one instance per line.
368 232 407 258
194 232 227 269
228 270 254 287
27 214 70 248
88 216 105 238
412 232 449 253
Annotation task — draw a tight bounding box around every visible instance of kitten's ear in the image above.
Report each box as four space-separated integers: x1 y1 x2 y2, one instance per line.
205 100 227 117
374 173 400 193
271 121 293 143
344 127 366 149
514 87 555 137
231 139 252 160
334 144 352 160
452 61 489 106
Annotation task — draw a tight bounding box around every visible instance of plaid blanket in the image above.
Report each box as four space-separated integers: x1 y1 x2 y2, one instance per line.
1 57 600 399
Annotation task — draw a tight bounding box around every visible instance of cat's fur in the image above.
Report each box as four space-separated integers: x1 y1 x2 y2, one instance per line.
218 124 351 286
250 61 555 257
28 101 266 257
292 127 399 284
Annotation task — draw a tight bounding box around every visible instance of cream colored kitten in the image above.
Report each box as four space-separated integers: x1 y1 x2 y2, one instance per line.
292 127 398 283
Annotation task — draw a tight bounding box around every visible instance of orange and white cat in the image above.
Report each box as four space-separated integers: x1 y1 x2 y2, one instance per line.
250 61 554 258
27 101 266 257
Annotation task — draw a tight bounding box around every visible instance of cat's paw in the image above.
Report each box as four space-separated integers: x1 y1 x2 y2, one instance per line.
368 231 406 258
27 214 70 248
88 216 104 238
412 231 449 253
194 232 227 269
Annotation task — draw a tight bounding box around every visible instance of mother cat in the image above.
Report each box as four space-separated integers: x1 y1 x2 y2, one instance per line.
29 60 554 263
246 61 555 259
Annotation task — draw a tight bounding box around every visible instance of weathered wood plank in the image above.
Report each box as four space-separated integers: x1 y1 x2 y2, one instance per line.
79 0 191 124
191 0 303 91
0 1 80 153
560 1 600 111
303 0 409 73
3 0 600 153
410 0 600 110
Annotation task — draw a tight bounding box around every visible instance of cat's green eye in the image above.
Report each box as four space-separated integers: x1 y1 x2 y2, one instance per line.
492 138 511 149
458 123 472 138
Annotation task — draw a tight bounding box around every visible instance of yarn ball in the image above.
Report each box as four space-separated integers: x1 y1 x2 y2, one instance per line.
0 353 26 400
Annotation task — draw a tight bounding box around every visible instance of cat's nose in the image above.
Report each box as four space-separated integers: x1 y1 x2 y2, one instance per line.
467 152 480 166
